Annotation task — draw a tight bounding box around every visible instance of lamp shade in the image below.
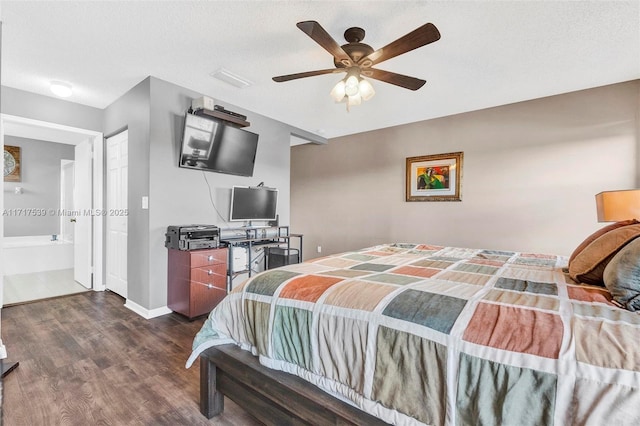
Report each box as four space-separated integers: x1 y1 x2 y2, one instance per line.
595 189 640 222
358 78 375 101
344 75 359 96
347 92 362 106
330 80 346 102
329 73 375 110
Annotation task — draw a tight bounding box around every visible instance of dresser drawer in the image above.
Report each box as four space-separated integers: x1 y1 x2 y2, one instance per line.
190 248 227 268
191 264 226 290
190 282 226 317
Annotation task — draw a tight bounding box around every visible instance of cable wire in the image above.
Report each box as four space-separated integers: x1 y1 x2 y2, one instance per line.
202 171 229 224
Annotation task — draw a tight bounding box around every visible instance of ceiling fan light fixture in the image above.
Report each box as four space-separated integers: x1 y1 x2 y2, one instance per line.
345 92 362 112
347 92 362 106
358 78 375 101
330 80 346 102
329 75 375 110
344 75 359 97
50 81 73 98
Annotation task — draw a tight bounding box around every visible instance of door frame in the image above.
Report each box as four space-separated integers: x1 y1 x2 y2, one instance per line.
59 159 75 243
0 113 105 291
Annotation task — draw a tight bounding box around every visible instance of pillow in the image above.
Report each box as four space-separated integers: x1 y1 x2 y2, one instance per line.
568 219 639 265
603 237 640 311
568 223 640 285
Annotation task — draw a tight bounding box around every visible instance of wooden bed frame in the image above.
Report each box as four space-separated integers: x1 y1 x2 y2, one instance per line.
199 344 390 425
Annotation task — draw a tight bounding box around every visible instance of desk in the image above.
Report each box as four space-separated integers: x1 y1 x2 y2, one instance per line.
220 226 303 291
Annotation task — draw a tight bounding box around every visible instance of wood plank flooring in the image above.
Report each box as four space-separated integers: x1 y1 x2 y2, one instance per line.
1 291 262 425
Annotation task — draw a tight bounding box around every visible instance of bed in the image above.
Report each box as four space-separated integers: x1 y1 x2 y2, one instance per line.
186 242 640 425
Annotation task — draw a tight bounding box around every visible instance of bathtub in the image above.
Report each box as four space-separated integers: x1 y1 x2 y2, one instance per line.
2 235 74 275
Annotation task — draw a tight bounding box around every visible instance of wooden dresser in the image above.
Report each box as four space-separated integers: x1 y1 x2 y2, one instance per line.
167 247 228 319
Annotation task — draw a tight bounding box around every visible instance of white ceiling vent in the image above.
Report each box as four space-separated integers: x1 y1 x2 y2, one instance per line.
211 68 252 89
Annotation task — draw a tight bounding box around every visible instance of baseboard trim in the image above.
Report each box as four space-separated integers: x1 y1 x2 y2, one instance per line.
124 299 172 319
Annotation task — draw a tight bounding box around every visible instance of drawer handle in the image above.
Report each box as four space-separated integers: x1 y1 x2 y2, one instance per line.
207 269 213 275
207 283 213 289
207 255 214 261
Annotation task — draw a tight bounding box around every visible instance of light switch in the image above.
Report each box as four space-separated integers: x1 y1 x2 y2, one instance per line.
142 196 149 209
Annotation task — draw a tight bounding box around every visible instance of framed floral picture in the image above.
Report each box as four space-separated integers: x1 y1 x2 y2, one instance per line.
406 151 463 201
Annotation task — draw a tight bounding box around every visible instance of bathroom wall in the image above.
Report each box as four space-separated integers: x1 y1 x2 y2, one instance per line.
3 135 75 237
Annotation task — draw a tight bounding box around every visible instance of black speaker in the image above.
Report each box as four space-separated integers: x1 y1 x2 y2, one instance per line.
267 247 299 269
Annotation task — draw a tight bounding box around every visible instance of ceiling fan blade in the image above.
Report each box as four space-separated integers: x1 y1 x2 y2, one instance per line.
272 68 344 83
365 69 426 90
296 21 353 67
360 23 440 67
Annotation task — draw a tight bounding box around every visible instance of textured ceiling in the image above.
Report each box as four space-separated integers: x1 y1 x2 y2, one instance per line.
1 1 639 140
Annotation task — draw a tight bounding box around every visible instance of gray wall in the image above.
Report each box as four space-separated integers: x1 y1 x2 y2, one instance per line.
103 76 300 311
3 136 74 237
146 77 295 309
291 80 640 258
1 86 103 131
103 78 152 308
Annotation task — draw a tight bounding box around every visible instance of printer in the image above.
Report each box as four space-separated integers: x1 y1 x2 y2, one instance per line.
165 225 219 251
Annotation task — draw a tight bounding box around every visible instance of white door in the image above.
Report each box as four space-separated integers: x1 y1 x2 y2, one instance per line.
106 131 128 298
74 140 92 288
60 160 75 243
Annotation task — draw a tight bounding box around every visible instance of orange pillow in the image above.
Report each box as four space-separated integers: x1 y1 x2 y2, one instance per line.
569 223 640 285
568 219 638 265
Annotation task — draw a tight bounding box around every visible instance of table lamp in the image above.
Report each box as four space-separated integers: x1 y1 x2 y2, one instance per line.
595 189 640 222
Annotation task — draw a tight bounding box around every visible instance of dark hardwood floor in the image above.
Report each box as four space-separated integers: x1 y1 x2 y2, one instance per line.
1 291 262 425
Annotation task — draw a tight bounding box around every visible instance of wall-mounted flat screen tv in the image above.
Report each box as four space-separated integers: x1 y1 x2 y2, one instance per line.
229 186 278 222
179 113 259 177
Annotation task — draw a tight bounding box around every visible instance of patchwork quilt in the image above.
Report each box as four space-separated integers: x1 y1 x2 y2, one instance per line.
187 243 640 426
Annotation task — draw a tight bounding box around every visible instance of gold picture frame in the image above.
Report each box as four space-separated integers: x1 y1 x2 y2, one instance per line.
406 151 463 202
4 145 21 182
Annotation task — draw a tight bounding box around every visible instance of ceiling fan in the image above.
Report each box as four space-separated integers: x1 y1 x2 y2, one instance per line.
272 21 441 109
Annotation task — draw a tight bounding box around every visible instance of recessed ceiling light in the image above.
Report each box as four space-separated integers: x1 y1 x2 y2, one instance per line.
210 68 252 89
50 81 73 97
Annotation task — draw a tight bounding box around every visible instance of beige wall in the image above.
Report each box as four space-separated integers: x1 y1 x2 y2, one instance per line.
291 80 640 258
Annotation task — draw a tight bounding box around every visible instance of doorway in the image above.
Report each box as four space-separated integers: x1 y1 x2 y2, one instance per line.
1 114 104 304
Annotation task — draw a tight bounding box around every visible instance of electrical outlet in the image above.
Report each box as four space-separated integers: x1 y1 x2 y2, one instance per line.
317 245 322 253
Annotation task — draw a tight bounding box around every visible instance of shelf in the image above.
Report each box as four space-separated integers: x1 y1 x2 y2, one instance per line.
221 238 287 246
193 108 250 128
220 228 303 284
